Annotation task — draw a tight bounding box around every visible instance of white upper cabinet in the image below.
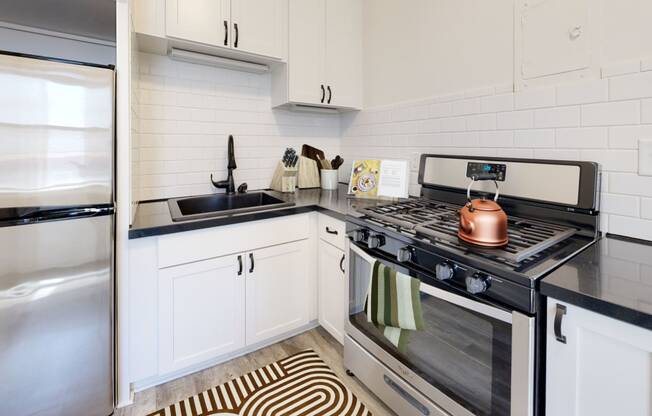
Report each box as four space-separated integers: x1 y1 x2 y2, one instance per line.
231 0 287 58
273 0 362 110
286 0 326 106
166 0 231 46
245 240 311 345
546 299 652 416
325 0 362 109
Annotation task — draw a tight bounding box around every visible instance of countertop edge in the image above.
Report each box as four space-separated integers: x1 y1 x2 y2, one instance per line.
541 281 652 332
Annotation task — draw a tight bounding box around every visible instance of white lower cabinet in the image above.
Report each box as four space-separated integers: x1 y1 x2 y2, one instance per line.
158 254 246 374
318 239 346 343
546 298 652 416
246 240 311 344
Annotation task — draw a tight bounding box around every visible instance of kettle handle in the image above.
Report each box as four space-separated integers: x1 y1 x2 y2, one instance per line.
459 210 474 234
466 178 501 203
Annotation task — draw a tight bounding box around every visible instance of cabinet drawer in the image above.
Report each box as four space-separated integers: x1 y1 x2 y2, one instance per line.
318 213 345 249
158 214 310 268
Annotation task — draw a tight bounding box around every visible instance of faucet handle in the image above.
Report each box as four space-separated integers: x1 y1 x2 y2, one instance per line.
237 182 248 193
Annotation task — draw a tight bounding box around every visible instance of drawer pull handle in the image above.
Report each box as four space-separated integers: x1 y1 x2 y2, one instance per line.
249 253 255 273
554 303 567 344
223 20 228 46
234 23 239 48
325 227 338 235
237 255 243 276
383 375 430 415
320 84 325 103
340 254 345 273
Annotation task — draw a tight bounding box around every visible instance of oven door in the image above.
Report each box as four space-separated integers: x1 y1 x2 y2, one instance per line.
346 242 534 416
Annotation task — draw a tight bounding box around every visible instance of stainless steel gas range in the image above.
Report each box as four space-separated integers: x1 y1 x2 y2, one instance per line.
343 154 601 416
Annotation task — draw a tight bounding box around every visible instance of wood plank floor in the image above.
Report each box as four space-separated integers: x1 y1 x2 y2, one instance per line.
116 327 395 416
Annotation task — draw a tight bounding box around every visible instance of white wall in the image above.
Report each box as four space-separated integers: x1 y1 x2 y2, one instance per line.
135 53 341 200
363 0 514 108
363 0 652 108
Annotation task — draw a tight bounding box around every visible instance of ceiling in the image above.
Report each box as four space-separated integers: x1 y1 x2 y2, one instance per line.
0 0 116 42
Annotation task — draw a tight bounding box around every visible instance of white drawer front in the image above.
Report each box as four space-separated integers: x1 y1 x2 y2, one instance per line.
158 214 310 268
318 213 346 249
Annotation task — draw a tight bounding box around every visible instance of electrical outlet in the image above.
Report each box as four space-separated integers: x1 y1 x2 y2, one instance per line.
410 153 420 171
639 139 652 176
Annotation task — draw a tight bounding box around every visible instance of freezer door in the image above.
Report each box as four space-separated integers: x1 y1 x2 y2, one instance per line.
0 214 114 416
0 53 114 209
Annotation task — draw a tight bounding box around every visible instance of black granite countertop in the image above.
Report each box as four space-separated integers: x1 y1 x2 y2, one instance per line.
541 234 652 331
129 183 391 239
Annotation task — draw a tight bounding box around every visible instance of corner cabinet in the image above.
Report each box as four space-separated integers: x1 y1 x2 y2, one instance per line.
546 299 652 416
272 0 362 111
317 214 347 343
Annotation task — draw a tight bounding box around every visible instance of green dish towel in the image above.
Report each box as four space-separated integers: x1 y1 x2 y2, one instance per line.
366 261 424 350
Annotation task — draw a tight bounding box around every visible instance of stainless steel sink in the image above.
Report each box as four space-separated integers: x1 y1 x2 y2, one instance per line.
168 192 295 222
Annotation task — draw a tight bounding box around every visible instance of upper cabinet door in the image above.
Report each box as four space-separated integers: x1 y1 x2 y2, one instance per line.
245 240 310 345
325 0 362 109
166 0 231 46
288 0 327 105
231 0 287 58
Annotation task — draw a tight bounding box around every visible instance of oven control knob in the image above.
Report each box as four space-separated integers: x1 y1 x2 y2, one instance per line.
397 247 413 263
367 233 386 249
435 262 455 281
352 229 369 243
466 273 491 294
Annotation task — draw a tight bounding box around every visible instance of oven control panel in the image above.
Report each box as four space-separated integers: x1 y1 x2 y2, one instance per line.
466 162 507 181
346 223 534 313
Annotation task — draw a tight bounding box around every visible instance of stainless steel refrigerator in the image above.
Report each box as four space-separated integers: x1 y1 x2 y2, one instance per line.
0 52 114 416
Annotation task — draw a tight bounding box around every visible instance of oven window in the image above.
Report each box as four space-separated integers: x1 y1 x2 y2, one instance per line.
349 247 512 416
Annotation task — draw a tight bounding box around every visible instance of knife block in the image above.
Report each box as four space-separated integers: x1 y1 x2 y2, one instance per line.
297 156 320 189
270 160 298 193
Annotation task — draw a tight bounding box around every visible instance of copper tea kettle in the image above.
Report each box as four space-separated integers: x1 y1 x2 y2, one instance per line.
458 178 509 247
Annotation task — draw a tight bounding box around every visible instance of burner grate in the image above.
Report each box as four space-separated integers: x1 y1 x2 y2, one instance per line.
361 200 576 264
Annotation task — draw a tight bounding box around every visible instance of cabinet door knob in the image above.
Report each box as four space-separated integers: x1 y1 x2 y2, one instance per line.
320 85 325 103
237 255 243 276
554 303 567 344
327 86 332 104
234 23 239 48
340 254 345 273
223 20 228 46
249 253 255 273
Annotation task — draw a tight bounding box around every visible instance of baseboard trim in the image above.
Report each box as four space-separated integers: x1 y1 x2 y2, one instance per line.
131 321 320 393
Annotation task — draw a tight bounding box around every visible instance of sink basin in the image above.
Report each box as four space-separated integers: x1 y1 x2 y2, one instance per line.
168 192 295 222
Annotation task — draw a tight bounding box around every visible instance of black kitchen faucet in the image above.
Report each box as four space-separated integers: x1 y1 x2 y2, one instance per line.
211 134 237 194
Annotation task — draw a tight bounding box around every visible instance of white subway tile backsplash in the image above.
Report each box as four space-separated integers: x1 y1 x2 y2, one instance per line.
556 127 608 148
515 88 556 109
642 99 652 124
534 106 580 128
428 102 453 118
609 71 652 101
609 215 652 241
642 58 652 72
642 198 652 219
514 129 555 148
601 193 640 217
452 98 481 116
480 93 514 113
609 173 652 197
497 110 533 129
609 125 652 149
581 150 638 172
556 79 608 106
467 113 497 131
601 60 641 78
581 101 641 126
479 131 514 147
440 116 468 132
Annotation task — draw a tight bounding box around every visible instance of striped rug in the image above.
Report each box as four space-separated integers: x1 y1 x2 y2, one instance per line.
147 350 372 416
